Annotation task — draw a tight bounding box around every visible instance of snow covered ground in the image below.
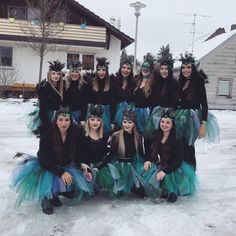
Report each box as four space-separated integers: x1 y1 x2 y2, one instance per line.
0 99 235 236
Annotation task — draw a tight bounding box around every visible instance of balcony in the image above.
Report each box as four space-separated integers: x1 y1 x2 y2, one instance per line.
0 18 106 47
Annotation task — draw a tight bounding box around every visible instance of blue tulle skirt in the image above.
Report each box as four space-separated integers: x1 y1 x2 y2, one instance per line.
142 161 197 199
87 104 111 135
175 109 220 145
133 107 150 135
71 110 82 124
97 155 144 196
10 155 94 207
115 101 135 129
26 106 55 134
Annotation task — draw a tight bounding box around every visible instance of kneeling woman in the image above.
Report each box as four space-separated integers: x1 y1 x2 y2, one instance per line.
143 109 196 202
98 111 144 196
10 107 93 215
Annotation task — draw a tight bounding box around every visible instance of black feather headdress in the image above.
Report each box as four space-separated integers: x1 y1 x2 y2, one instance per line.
48 60 65 72
96 57 109 70
179 52 195 65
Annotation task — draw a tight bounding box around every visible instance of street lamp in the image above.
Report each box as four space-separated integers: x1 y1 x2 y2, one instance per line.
130 1 146 73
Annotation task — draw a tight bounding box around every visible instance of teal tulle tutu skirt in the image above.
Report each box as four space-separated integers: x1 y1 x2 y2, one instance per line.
87 104 111 135
175 109 220 145
133 107 150 136
26 106 55 134
97 155 144 196
10 156 94 207
115 101 135 129
142 161 197 199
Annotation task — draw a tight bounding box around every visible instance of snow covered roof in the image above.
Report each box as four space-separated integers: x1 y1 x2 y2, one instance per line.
174 30 236 68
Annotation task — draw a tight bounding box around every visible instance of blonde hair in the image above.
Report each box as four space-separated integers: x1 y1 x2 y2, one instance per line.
66 71 87 90
84 117 104 139
47 71 64 99
134 70 155 97
116 125 140 157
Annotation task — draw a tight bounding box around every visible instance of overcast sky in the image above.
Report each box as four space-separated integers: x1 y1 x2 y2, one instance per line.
77 0 235 61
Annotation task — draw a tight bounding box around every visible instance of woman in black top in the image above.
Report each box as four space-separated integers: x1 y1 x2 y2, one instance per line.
150 48 178 131
11 107 93 215
176 53 220 169
98 110 144 196
27 60 65 135
114 59 135 129
77 105 109 184
86 57 116 135
133 60 155 136
64 62 88 124
143 109 196 202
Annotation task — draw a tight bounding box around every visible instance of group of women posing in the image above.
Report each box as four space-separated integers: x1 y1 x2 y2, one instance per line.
11 52 219 215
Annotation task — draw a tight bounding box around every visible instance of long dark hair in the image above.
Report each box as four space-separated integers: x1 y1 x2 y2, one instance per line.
51 115 77 163
150 118 176 165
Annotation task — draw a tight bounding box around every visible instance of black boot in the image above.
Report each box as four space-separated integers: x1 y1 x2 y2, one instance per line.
60 191 75 199
41 198 53 215
167 193 178 203
51 196 62 207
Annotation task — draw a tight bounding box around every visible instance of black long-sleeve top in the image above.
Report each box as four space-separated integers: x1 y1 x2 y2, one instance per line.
152 77 178 108
133 87 152 108
178 78 208 121
38 127 78 176
38 81 64 126
77 133 109 166
86 77 117 121
145 139 184 174
115 77 135 103
64 80 88 120
109 131 144 161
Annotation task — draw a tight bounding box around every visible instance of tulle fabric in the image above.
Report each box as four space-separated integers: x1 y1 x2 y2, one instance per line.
133 107 150 135
10 156 94 207
97 155 144 196
26 106 55 134
175 109 220 145
142 161 197 199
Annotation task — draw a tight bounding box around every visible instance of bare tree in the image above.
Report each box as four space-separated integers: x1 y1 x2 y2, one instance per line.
20 0 69 83
0 67 19 97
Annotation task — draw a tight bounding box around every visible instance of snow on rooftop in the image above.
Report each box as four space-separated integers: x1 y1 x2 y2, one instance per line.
174 29 236 68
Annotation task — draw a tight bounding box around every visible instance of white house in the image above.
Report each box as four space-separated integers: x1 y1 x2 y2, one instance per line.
0 0 134 96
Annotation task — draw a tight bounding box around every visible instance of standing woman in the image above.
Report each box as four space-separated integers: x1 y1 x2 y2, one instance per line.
98 111 144 196
27 60 65 135
77 105 109 185
143 109 196 202
133 60 155 135
114 59 135 129
86 57 116 135
11 106 93 215
177 53 220 169
150 47 178 131
64 62 88 125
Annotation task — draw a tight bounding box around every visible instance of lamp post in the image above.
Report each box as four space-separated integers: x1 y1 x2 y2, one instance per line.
130 1 146 73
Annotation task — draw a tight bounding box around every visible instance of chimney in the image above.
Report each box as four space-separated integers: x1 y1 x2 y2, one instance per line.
205 27 226 41
231 24 236 31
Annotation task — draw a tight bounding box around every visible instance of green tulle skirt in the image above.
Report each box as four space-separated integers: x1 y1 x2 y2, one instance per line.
175 109 220 145
97 155 144 196
26 106 55 134
142 161 197 199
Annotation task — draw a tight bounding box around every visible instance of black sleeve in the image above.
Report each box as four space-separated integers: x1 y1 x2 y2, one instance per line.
38 131 65 176
98 134 116 168
143 137 153 161
38 90 51 127
171 79 179 109
199 80 208 121
80 85 88 121
162 140 184 174
110 77 117 122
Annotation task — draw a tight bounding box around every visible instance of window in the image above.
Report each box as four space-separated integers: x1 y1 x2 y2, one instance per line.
0 47 13 66
217 79 232 98
67 53 80 69
8 6 27 20
67 53 94 70
28 8 41 22
82 55 94 70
